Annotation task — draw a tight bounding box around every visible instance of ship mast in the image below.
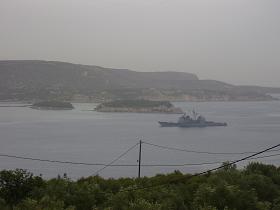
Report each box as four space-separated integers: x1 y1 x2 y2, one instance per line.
192 109 198 120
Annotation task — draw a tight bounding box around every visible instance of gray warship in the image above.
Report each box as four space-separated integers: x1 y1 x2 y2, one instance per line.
158 110 227 127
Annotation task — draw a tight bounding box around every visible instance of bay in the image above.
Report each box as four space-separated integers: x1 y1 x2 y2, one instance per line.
0 101 279 179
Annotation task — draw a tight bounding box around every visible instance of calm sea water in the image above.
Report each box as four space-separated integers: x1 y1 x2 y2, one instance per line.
0 101 280 179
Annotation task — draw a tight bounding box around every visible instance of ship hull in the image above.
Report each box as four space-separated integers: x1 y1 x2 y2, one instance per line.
158 121 227 127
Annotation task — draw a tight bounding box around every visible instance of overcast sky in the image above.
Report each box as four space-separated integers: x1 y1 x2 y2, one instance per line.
0 0 279 86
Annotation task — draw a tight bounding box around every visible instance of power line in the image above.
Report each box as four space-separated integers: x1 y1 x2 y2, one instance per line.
141 152 280 167
0 154 105 166
118 143 280 192
142 141 280 155
1 141 279 194
0 150 280 167
92 142 139 176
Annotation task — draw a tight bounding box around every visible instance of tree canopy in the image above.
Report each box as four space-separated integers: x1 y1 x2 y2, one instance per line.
1 163 280 210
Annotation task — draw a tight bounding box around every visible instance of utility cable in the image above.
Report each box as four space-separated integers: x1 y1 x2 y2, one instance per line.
141 152 280 166
0 153 105 166
0 149 280 167
2 142 278 194
142 141 280 155
92 142 139 175
118 143 280 192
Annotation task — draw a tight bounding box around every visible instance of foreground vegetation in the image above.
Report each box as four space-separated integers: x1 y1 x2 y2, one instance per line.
1 162 280 210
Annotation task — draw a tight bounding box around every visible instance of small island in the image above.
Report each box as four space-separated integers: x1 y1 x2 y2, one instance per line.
31 101 74 110
95 99 183 114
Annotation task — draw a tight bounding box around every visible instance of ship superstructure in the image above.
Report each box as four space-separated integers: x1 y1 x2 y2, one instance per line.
159 110 227 127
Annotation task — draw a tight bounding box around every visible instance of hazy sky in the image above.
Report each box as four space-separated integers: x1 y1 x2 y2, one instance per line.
0 0 279 86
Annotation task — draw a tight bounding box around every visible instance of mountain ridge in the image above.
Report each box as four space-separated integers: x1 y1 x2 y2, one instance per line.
0 60 278 102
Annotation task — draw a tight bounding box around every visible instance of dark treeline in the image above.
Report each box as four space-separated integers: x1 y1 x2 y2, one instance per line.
1 162 280 210
96 100 173 109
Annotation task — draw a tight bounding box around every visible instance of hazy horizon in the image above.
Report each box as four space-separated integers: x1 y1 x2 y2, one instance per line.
1 0 279 86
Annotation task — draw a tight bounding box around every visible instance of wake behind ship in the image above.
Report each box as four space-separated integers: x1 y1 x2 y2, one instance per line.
159 111 227 128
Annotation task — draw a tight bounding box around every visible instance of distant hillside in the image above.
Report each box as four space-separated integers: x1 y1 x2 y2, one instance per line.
0 60 278 102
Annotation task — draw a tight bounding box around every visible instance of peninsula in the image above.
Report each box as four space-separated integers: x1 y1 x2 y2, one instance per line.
95 100 183 114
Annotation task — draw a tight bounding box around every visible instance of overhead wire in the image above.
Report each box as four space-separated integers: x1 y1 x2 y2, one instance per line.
117 143 280 193
0 149 280 167
0 153 105 166
142 140 280 155
91 142 139 175
142 152 280 167
1 140 279 193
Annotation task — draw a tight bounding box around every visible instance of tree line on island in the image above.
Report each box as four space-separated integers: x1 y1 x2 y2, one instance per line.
95 99 183 113
1 162 280 210
29 99 184 114
31 101 74 110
